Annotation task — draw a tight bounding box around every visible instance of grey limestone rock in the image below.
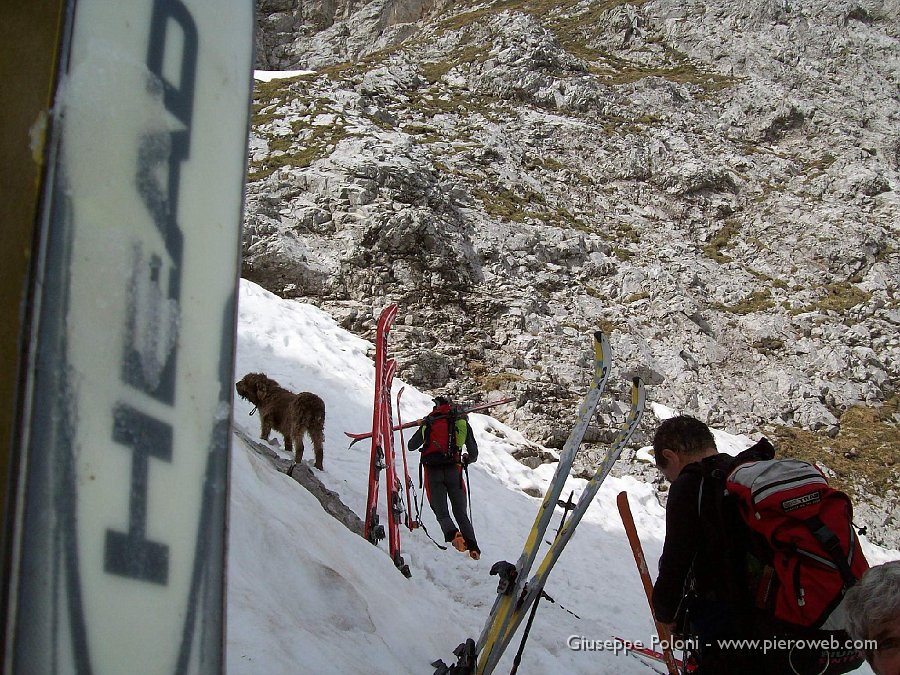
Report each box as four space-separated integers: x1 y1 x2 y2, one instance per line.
247 0 899 544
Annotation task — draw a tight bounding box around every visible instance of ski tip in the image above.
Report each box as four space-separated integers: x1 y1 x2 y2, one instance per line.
592 330 611 364
592 330 610 351
630 377 647 407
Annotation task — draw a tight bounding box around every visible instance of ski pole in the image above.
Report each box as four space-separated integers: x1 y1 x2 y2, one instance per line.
509 491 577 675
464 462 473 529
616 491 680 675
396 386 415 530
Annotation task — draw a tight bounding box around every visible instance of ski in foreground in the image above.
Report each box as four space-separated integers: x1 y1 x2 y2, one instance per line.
4 2 253 672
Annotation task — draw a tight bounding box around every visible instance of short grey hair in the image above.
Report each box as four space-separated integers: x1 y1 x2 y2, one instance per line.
844 560 900 659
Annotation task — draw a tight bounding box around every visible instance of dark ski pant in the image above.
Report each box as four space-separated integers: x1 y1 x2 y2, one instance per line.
423 464 478 551
687 599 760 674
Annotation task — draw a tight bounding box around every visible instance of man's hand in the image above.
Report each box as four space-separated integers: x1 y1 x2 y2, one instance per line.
461 453 471 465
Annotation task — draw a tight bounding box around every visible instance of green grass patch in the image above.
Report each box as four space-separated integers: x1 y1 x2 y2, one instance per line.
596 317 620 335
473 186 545 223
248 121 354 181
318 45 404 81
771 398 899 498
478 371 525 390
804 152 837 175
253 72 315 101
818 282 872 312
752 337 785 355
615 221 640 243
524 155 566 172
791 282 872 315
703 220 741 262
421 44 490 83
584 285 605 299
404 122 439 135
625 291 650 303
711 289 775 315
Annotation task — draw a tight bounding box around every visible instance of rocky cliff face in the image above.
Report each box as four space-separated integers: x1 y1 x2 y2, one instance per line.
246 0 899 544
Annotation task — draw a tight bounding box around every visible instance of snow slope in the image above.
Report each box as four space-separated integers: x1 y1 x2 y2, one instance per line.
227 279 896 674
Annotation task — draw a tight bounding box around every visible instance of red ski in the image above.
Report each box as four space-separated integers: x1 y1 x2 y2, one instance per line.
345 396 515 445
617 491 682 675
381 359 410 577
611 636 696 673
363 304 398 546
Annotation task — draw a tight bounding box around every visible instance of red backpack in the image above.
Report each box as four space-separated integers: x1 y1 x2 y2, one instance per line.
421 404 463 465
726 458 869 630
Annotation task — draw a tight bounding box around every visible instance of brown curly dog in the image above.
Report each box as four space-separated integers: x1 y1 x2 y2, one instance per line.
235 372 326 472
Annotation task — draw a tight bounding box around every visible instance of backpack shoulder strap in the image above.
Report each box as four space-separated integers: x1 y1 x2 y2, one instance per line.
696 454 753 604
421 413 438 451
696 457 730 533
803 514 857 587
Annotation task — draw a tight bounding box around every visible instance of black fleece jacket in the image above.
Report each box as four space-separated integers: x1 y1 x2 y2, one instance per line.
651 438 776 624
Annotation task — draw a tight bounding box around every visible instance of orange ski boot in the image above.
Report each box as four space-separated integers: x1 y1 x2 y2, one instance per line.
451 532 467 552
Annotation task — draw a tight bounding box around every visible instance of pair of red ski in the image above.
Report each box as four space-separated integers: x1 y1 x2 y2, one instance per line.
355 306 515 577
360 305 412 577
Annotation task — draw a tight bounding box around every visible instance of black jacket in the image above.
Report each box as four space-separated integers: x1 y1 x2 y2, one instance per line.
651 438 775 625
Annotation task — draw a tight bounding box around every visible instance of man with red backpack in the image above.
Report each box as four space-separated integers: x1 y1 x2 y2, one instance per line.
651 415 868 675
408 396 480 560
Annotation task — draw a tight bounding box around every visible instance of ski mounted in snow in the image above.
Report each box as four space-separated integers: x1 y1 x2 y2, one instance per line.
617 492 681 675
344 397 516 447
361 305 410 577
381 360 410 577
433 331 647 675
363 305 396 546
508 491 578 675
477 376 645 674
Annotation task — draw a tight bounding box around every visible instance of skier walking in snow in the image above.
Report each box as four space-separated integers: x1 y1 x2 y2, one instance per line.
408 396 481 560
